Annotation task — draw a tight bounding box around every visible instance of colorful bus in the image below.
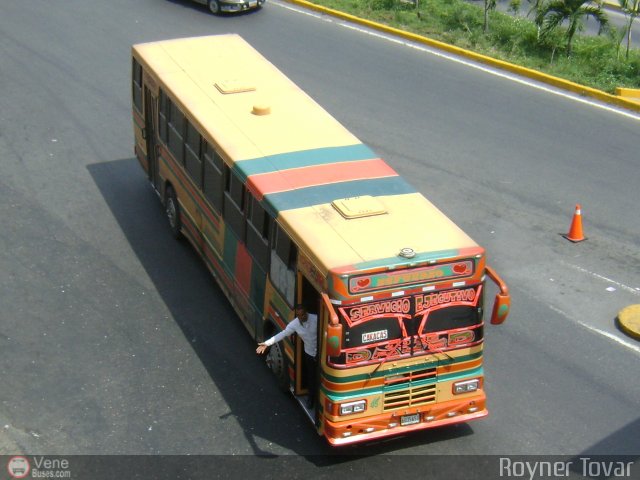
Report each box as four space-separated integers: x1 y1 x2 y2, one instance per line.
131 34 510 446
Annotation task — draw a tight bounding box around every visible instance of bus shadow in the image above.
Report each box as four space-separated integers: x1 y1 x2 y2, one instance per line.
87 158 474 458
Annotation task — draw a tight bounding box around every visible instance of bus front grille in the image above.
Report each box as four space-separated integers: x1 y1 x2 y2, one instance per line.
383 367 437 411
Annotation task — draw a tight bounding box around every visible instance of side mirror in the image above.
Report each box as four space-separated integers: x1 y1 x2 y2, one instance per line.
321 292 343 356
490 292 510 325
326 322 343 357
486 265 510 325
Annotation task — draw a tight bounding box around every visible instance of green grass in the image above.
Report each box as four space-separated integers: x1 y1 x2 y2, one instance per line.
300 0 640 93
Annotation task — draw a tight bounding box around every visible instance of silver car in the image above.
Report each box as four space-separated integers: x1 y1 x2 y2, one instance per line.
193 0 265 14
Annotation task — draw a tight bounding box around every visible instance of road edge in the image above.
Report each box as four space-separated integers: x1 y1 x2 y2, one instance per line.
284 0 640 114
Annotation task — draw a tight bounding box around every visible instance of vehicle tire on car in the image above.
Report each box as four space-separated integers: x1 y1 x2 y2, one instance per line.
208 0 220 14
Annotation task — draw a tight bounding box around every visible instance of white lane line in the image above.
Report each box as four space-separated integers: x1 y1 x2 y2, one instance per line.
272 1 640 122
564 262 640 296
549 305 640 355
274 1 325 18
580 322 640 354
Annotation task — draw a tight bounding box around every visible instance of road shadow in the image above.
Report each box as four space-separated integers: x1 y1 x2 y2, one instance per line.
569 417 640 478
577 417 640 454
88 158 474 461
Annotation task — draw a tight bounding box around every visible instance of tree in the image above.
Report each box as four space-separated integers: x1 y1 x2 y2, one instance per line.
484 0 497 33
619 0 640 59
535 0 609 55
509 0 522 16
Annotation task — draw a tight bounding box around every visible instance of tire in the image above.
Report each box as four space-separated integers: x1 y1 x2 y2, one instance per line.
266 342 289 392
165 185 182 239
208 0 220 14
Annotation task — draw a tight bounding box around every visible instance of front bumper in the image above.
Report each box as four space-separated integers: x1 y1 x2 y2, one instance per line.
323 395 487 446
220 0 265 12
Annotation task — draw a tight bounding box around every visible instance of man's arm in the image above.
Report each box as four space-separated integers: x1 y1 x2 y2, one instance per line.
256 319 298 354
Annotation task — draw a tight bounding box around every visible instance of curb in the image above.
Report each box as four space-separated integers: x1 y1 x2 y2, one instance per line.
617 304 640 341
285 0 640 114
603 0 623 12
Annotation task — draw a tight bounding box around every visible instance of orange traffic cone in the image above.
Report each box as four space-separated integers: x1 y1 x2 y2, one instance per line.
563 204 586 242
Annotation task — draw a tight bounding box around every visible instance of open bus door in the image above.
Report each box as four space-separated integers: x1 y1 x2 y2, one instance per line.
294 275 319 396
293 275 323 415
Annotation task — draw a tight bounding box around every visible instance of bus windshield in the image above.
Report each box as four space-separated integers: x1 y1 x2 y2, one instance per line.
330 286 484 367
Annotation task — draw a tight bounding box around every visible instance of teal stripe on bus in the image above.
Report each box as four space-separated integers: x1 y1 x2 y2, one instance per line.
322 366 485 402
322 384 385 401
437 366 484 383
263 176 416 216
349 248 463 272
234 144 377 181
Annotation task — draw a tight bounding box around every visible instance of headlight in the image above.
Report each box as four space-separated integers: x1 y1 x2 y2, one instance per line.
453 379 480 394
340 400 366 415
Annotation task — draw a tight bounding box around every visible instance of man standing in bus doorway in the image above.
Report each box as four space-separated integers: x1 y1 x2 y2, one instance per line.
256 304 318 409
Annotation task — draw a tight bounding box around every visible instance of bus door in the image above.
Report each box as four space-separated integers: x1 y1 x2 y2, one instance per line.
294 275 321 399
143 86 160 191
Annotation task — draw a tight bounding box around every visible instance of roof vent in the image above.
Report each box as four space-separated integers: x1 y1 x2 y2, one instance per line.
332 196 387 219
252 103 271 116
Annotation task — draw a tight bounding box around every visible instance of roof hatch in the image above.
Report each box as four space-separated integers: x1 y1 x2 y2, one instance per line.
331 195 387 219
215 79 256 94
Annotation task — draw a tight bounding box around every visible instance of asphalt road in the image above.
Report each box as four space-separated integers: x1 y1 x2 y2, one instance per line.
1 0 639 476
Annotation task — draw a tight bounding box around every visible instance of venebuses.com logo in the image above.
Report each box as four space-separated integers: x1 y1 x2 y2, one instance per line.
6 456 71 478
7 457 30 479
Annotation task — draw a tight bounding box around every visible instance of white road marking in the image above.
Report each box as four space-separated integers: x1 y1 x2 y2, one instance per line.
564 262 640 296
549 305 640 355
272 1 640 122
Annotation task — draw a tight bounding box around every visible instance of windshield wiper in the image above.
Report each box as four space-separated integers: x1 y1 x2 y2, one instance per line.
431 347 454 363
366 354 389 384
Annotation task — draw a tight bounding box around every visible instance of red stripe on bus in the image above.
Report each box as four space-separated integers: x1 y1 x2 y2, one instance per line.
235 243 252 295
247 159 397 199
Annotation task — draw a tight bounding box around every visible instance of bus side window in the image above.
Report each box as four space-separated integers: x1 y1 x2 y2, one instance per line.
202 141 223 213
223 165 246 241
132 58 142 113
158 89 168 144
167 97 185 166
270 224 297 306
246 193 272 272
184 121 202 188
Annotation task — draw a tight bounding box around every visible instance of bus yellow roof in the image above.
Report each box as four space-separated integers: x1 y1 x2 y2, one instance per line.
132 34 481 275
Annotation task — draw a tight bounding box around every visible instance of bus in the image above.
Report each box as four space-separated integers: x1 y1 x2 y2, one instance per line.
131 34 510 446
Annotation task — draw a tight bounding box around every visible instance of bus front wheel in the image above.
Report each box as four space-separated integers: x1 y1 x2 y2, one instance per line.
165 186 182 239
266 342 289 392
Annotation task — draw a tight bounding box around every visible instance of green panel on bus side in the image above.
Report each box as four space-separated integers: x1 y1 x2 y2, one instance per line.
223 228 238 275
250 263 267 315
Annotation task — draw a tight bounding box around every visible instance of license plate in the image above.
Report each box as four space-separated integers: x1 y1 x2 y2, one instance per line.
401 413 421 426
249 0 257 6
